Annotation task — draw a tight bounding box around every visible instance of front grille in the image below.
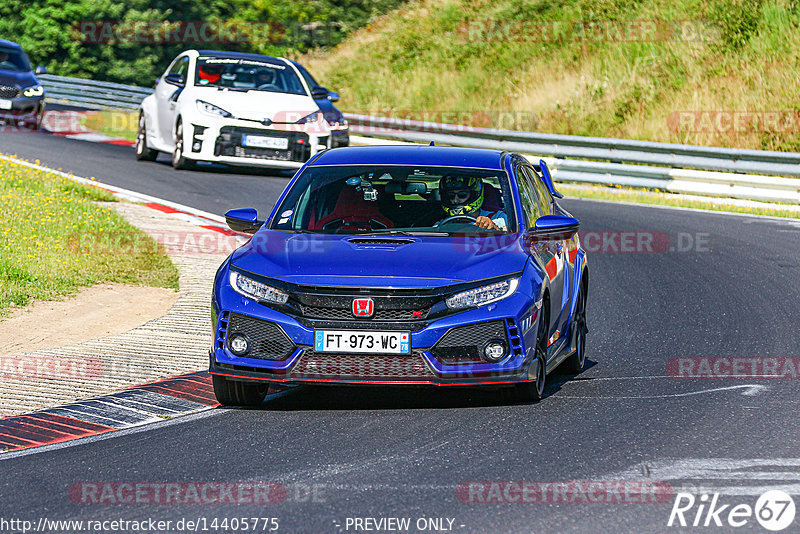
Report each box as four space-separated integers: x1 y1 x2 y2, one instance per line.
288 285 438 326
227 313 295 361
430 320 508 365
0 85 19 99
291 349 434 379
300 305 428 322
215 126 310 162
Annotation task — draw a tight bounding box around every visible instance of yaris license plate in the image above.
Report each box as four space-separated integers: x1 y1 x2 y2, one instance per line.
314 330 410 354
242 135 289 150
0 99 12 110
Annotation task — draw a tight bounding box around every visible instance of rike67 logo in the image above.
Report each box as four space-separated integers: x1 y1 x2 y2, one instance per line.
668 490 796 531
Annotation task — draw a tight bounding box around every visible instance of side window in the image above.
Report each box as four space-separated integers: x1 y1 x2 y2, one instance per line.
528 167 554 216
169 56 190 78
515 164 541 227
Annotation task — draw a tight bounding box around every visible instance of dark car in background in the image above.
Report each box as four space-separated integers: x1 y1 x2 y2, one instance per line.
0 38 46 130
290 60 349 149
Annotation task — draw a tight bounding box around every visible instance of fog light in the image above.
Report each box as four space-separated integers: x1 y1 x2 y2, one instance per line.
483 340 506 362
228 334 250 356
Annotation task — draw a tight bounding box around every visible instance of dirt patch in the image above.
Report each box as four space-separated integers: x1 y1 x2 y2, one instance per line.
0 283 178 357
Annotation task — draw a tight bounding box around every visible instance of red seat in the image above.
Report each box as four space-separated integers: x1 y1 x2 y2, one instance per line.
310 186 394 231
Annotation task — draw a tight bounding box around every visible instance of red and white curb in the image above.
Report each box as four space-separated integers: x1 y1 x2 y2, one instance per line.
51 131 134 146
0 372 218 452
38 109 136 147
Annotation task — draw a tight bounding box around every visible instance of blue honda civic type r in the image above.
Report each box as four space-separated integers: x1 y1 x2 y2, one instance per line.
210 145 589 405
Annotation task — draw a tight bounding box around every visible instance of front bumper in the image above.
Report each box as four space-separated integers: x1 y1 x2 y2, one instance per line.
209 279 538 387
185 117 347 168
0 95 44 126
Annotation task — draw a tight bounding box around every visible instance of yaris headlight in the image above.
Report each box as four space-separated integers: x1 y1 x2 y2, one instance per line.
295 111 321 124
23 85 43 97
445 278 519 310
196 99 233 118
229 271 288 305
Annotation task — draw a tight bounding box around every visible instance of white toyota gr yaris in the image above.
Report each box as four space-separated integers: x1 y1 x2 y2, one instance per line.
137 49 349 170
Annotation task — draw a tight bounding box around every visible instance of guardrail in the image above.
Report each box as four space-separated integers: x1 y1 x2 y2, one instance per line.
40 74 800 204
346 115 800 204
345 114 800 178
40 74 153 110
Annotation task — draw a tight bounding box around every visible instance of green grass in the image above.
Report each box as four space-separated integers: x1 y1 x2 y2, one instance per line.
0 157 178 316
304 0 800 151
559 183 800 218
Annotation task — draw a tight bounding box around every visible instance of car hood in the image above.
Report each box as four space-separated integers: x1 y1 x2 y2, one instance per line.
0 70 36 88
229 231 528 288
193 87 316 122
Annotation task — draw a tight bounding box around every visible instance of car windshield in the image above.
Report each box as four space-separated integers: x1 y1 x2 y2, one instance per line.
0 46 31 72
195 56 306 95
270 165 517 234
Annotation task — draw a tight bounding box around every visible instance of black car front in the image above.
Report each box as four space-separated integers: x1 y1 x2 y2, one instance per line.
0 43 45 130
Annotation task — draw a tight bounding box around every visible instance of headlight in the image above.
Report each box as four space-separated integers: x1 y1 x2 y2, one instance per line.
196 100 232 118
295 111 321 124
229 271 288 305
23 85 43 97
445 278 519 310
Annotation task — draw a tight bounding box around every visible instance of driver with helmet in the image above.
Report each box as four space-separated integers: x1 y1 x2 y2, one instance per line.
437 175 507 230
197 63 223 84
254 69 277 88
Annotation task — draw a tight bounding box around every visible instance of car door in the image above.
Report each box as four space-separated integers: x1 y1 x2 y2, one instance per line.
518 164 567 350
155 55 189 147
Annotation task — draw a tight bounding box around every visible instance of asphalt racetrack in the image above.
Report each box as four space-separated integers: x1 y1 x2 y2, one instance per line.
2 129 800 533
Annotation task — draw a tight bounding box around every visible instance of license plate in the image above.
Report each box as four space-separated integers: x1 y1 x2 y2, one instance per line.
242 135 288 150
314 330 410 354
0 99 11 110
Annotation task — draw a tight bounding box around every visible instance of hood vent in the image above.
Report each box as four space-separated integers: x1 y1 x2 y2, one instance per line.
347 238 415 247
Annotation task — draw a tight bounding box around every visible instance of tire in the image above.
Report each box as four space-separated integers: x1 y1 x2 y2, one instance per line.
135 112 158 161
171 120 194 170
561 284 588 374
212 374 268 407
508 307 549 403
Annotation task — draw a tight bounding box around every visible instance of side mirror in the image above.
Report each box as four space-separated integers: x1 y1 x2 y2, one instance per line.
538 159 563 199
527 215 579 242
327 91 340 102
311 86 329 100
225 208 264 234
35 65 48 75
164 73 185 86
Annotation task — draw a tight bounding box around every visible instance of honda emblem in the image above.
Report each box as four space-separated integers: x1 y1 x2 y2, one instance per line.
352 298 374 317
